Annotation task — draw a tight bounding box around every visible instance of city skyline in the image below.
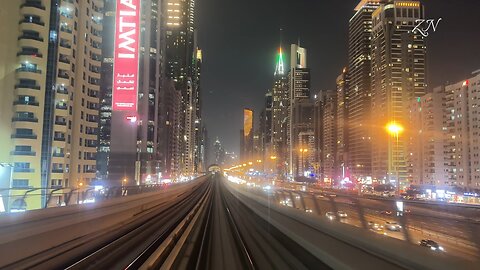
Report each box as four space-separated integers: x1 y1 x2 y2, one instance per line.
198 0 480 154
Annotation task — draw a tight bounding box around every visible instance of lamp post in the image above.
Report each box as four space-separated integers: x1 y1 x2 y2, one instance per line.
386 122 404 197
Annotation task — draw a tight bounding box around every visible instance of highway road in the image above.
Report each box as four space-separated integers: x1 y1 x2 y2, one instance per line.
254 184 480 262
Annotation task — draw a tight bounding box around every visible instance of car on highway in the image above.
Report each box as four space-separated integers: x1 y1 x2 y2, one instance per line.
419 239 445 252
337 211 348 218
380 210 392 216
325 212 336 220
385 221 402 231
368 221 387 235
305 208 313 213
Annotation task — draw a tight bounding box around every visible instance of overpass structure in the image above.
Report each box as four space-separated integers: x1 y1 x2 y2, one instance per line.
0 174 477 269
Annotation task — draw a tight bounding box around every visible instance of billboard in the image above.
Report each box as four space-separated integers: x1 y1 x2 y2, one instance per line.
112 0 140 111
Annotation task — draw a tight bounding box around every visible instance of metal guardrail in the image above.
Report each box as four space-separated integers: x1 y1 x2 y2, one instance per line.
0 183 176 213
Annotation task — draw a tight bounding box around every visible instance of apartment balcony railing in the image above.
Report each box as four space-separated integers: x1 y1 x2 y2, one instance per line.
11 134 37 139
16 67 42 74
13 100 39 106
12 116 39 123
18 35 44 42
10 151 36 156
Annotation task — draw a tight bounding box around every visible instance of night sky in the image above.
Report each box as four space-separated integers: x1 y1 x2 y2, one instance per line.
197 0 480 155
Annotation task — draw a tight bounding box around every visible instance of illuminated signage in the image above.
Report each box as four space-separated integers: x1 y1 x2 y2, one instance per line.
113 0 140 111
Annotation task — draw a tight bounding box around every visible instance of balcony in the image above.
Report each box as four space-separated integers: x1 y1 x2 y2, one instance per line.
51 169 64 173
54 136 66 142
20 1 46 10
15 83 40 90
60 42 71 49
14 168 35 173
12 116 39 123
19 19 45 26
57 87 68 95
11 151 36 156
16 67 42 74
60 27 73 34
58 73 69 79
55 104 68 110
85 143 97 148
17 51 43 58
53 152 65 157
18 35 44 42
55 120 67 126
11 134 37 139
13 100 39 106
59 57 70 64
88 90 99 98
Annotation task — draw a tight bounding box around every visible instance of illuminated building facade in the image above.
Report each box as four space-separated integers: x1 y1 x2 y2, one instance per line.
240 109 254 162
271 46 289 177
165 0 201 175
0 0 103 210
370 0 426 188
444 71 480 189
336 69 349 181
288 44 311 176
347 0 380 180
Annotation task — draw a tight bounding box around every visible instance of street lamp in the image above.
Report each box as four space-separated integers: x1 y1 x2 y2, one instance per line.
386 121 404 196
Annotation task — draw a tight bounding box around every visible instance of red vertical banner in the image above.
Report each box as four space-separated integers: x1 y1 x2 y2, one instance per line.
113 0 140 111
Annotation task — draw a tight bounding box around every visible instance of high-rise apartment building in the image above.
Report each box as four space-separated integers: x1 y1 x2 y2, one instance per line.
347 0 380 180
370 1 426 188
407 86 447 186
407 70 480 190
444 71 480 188
0 0 103 210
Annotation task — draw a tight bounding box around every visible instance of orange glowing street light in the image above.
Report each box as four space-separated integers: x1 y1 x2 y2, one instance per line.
248 162 253 165
270 156 277 160
386 122 404 136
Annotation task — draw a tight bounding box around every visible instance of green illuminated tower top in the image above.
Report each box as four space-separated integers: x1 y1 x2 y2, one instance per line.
274 46 285 76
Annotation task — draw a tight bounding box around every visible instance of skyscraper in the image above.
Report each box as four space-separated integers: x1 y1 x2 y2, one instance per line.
370 1 426 188
0 0 103 210
347 0 381 180
165 0 200 176
106 0 165 186
336 68 349 181
271 46 289 177
288 44 311 177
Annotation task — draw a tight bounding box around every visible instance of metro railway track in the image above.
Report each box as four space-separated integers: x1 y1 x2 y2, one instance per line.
2 179 211 270
195 177 255 270
64 180 211 270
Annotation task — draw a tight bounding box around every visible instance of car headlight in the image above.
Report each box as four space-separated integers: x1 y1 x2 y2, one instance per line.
439 246 444 251
430 247 437 250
